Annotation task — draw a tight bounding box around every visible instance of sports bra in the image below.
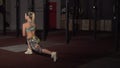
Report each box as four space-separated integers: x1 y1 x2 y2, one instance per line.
26 26 35 32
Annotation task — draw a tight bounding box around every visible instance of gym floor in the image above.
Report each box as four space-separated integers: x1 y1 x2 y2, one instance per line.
0 31 119 68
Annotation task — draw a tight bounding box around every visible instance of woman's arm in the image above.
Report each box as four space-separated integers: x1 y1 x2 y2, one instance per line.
31 12 37 30
22 24 26 37
32 12 35 23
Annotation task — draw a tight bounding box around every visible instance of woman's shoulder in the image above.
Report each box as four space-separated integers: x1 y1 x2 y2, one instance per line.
23 22 28 27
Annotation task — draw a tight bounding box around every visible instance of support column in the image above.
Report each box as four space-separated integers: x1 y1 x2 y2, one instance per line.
16 0 20 37
72 0 76 36
43 0 49 41
56 0 61 29
73 0 80 36
3 0 6 35
28 0 35 11
31 0 34 11
113 0 119 51
66 0 70 43
93 0 97 40
10 0 16 31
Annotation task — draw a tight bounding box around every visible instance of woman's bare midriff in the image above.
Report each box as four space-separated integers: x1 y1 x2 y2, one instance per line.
26 31 35 39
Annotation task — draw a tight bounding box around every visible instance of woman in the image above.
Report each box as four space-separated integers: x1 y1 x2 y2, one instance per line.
22 11 57 62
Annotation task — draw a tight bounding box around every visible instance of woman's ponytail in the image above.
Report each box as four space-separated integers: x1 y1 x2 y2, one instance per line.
27 12 35 23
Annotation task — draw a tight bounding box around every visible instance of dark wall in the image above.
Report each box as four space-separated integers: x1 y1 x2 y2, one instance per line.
61 0 114 19
98 0 114 19
79 0 114 19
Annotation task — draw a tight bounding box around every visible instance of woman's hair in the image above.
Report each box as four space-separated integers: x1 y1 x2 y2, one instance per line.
26 11 35 23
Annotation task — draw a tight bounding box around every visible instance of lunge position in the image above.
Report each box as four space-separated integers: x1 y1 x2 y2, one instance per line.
22 11 57 62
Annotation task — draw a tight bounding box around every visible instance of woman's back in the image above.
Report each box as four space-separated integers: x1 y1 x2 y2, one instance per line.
24 22 36 39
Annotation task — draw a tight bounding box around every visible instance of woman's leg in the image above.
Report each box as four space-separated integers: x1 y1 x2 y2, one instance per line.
24 41 33 54
34 44 51 55
27 41 32 49
34 44 57 62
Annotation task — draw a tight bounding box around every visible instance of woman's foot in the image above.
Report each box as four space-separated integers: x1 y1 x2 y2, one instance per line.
24 48 33 54
51 52 57 62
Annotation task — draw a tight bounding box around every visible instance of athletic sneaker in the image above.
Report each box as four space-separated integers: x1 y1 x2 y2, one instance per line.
24 48 33 54
51 52 57 62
